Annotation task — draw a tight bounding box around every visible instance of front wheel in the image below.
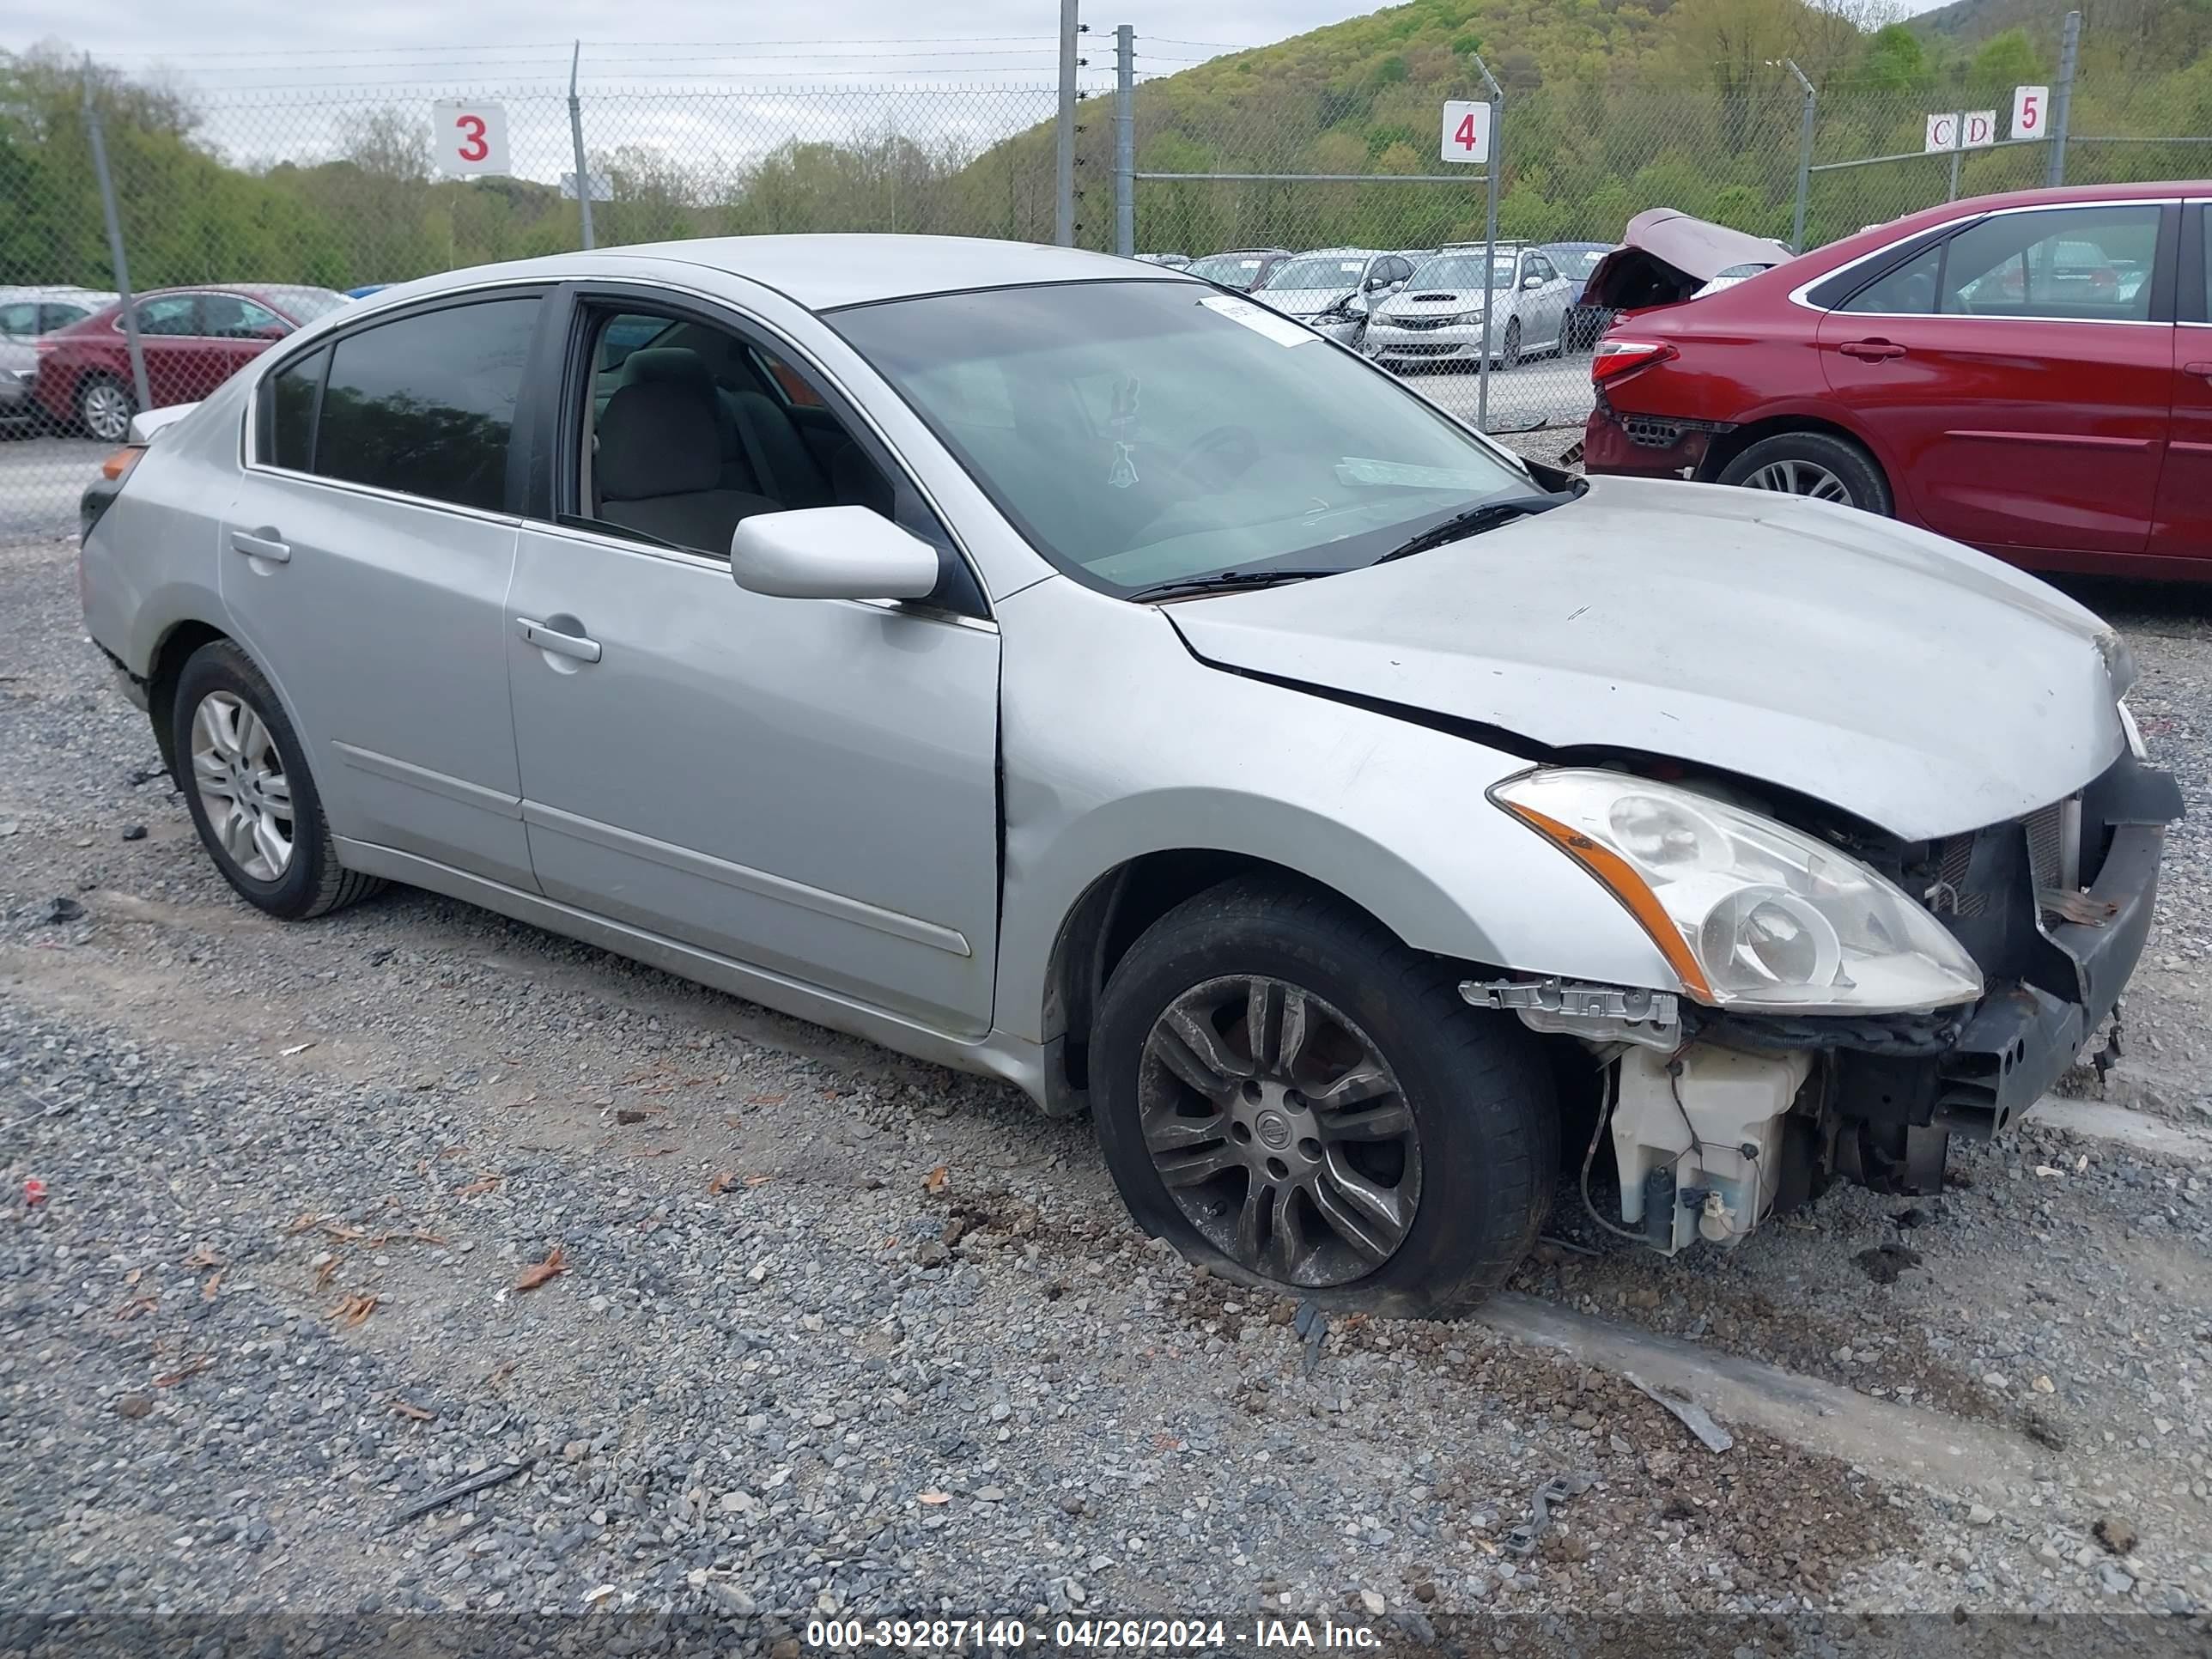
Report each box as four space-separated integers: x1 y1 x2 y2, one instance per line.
1091 876 1557 1317
1716 431 1892 515
77 374 134 444
1498 317 1522 370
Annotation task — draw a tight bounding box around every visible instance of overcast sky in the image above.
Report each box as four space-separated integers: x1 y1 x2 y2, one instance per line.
9 0 1948 183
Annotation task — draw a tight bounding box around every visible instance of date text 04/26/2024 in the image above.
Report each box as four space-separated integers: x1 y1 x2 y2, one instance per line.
802 1618 1385 1650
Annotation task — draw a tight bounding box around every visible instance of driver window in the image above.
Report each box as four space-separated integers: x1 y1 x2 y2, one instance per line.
575 307 912 560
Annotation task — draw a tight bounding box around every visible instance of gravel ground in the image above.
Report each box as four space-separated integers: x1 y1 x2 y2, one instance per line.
3 529 2211 1644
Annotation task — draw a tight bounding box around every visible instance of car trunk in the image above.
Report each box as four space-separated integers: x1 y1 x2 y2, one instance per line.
1580 209 1796 313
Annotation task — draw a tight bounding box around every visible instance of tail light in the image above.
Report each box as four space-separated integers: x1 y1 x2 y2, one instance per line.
1590 340 1677 386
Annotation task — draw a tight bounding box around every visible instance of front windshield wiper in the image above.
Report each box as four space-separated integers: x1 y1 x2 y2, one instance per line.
1123 568 1345 604
1370 487 1583 565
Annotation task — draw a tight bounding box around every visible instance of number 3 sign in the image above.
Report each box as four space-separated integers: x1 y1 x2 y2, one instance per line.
432 100 510 176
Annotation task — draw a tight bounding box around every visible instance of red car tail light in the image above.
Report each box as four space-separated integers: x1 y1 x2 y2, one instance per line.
1591 341 1677 386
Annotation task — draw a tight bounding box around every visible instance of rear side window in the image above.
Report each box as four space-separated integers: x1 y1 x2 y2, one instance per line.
263 347 327 472
314 298 538 512
1842 244 1941 315
1941 204 2160 320
136 295 199 337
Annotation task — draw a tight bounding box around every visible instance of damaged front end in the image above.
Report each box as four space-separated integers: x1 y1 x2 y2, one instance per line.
1466 750 2182 1257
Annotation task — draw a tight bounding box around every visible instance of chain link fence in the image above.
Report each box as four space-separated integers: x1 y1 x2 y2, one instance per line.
1 36 2205 543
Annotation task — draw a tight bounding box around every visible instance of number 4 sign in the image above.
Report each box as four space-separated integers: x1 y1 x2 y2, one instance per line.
432 100 510 176
2011 84 2049 140
1440 100 1492 165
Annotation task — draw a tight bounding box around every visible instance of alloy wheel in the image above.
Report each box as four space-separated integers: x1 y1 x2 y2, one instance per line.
1741 458 1850 503
190 690 295 881
80 380 132 444
1137 975 1420 1287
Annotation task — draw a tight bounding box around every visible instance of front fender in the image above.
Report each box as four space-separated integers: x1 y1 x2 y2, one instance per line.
993 578 1679 1046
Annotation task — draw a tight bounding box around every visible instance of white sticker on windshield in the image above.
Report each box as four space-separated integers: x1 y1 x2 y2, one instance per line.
1198 295 1318 348
1337 457 1506 490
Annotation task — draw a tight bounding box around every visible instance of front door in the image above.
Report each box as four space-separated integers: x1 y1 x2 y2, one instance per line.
218 292 546 889
129 294 222 408
2153 200 2212 566
504 293 1002 1036
1819 199 2173 558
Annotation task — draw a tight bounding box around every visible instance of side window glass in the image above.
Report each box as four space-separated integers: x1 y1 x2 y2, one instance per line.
42 304 90 331
578 308 954 592
1843 244 1942 315
1942 204 2159 319
0 302 36 337
262 347 327 472
204 295 287 339
2201 207 2211 320
135 295 199 337
316 297 538 511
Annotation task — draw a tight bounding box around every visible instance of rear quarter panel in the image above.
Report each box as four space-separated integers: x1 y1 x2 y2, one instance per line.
78 375 246 677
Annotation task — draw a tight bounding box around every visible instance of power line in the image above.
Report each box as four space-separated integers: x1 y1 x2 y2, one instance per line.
95 35 1062 63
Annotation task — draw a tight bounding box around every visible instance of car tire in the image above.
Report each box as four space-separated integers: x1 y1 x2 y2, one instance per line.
76 374 135 445
1091 874 1557 1318
171 640 384 921
1716 431 1893 515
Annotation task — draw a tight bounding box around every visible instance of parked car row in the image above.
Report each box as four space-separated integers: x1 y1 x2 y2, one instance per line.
1154 238 1642 370
3 283 351 442
1579 181 2209 580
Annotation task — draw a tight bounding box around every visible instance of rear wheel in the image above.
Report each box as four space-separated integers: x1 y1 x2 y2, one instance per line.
1717 431 1892 515
77 374 133 444
171 641 383 921
1091 876 1556 1317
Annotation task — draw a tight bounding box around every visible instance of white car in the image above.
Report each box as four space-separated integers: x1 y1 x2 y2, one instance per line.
1365 246 1577 369
1252 250 1416 346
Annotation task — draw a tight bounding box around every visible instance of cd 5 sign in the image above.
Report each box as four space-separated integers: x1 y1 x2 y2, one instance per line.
432 100 511 176
1923 110 1996 153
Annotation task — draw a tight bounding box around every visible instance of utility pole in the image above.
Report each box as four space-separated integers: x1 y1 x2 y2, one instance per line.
2046 9 2080 187
1054 0 1082 245
1113 25 1135 257
1470 52 1503 434
568 41 595 251
1784 59 1815 254
82 57 150 420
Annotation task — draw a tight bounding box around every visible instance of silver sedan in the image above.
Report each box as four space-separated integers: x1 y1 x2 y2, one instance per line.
78 237 2175 1314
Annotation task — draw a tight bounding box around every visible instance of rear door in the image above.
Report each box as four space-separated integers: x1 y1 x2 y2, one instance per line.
199 293 293 388
1817 198 2175 558
2154 200 2212 564
219 290 545 888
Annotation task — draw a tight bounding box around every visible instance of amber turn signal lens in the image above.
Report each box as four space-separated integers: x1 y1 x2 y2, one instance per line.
100 445 144 482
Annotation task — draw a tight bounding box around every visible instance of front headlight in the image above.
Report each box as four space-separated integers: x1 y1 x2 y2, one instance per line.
1449 308 1486 325
1492 769 1984 1012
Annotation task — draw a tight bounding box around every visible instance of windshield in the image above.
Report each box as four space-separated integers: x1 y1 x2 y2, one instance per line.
1408 254 1514 289
831 281 1533 596
1264 256 1369 290
1186 253 1270 289
1546 247 1607 280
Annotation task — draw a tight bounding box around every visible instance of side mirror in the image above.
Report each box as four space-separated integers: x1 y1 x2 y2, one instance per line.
1522 273 1545 291
730 505 940 602
1347 292 1370 316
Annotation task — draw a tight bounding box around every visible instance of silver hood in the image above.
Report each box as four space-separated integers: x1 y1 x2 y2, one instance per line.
1168 477 2129 841
1256 286 1358 318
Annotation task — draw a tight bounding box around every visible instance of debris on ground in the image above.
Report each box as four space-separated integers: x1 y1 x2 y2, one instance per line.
386 1462 528 1530
1625 1374 1734 1452
2095 1515 2140 1556
514 1247 568 1291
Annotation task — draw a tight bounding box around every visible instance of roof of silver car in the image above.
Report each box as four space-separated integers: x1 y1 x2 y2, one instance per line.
392 235 1189 315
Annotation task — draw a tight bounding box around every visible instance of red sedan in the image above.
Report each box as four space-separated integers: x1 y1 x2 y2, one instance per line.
35 284 349 444
1581 182 2210 580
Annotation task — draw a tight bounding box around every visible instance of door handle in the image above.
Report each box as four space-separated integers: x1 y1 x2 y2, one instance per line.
517 617 602 664
2185 361 2212 381
229 529 290 563
1838 339 1907 362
